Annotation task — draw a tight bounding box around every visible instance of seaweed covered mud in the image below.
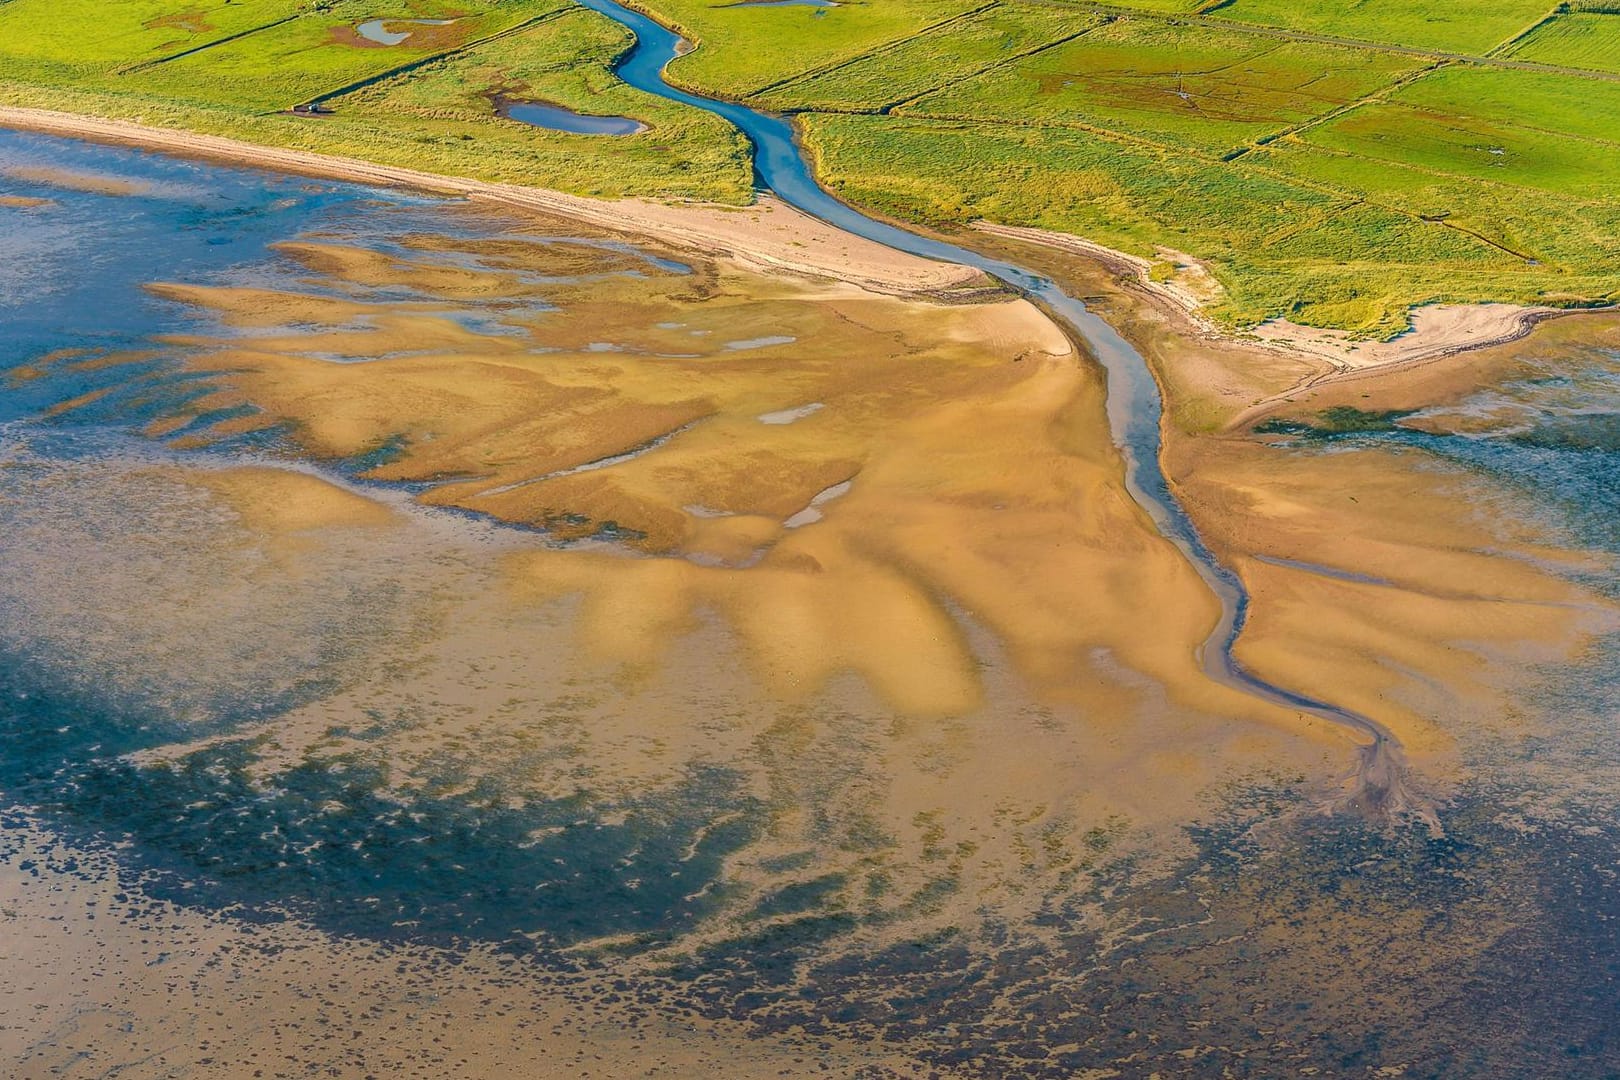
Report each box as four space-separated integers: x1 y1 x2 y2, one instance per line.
3 123 1620 1077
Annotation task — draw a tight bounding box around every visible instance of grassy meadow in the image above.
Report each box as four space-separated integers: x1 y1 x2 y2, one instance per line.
750 4 1091 112
0 0 1615 332
648 0 985 98
330 8 751 198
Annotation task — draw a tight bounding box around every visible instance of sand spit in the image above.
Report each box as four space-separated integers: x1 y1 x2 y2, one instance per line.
1248 303 1557 371
971 221 1603 391
0 106 984 298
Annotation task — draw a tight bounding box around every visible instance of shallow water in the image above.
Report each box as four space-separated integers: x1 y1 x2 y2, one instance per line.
5 128 1620 1075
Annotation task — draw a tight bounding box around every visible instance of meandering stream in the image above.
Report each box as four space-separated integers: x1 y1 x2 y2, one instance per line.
573 0 1429 824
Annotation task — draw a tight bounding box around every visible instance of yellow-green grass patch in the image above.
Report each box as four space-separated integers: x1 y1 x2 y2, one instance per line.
1298 68 1620 201
0 0 305 75
1389 64 1620 146
801 112 1542 333
1250 140 1620 282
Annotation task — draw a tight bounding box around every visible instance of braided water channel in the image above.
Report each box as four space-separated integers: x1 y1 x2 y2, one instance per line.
576 0 1434 826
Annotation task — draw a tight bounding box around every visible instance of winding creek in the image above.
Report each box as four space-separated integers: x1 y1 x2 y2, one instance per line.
573 0 1428 823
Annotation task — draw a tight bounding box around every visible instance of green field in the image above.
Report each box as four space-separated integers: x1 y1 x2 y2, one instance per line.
800 111 1564 332
1501 11 1620 74
898 19 1424 155
0 0 1616 334
1207 0 1553 54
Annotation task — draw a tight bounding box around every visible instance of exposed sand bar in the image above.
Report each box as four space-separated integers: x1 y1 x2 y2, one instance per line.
0 106 984 297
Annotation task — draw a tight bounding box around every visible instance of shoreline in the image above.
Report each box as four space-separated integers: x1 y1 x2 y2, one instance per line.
0 105 985 299
5 104 1605 419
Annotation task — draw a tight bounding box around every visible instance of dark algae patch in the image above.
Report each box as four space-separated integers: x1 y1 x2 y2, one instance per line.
643 784 1620 1077
45 736 762 948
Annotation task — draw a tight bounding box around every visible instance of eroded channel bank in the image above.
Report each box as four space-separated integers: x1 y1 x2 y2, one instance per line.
573 0 1429 823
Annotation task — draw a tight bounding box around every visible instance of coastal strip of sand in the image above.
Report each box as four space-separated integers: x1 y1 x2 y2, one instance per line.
0 106 984 299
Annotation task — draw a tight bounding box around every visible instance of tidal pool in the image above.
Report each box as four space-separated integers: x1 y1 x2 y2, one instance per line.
4 127 1620 1077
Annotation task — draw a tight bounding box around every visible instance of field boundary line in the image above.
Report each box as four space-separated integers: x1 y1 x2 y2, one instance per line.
114 15 304 76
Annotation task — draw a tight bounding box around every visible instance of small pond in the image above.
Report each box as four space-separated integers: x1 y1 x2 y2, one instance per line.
355 18 455 46
496 98 646 136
